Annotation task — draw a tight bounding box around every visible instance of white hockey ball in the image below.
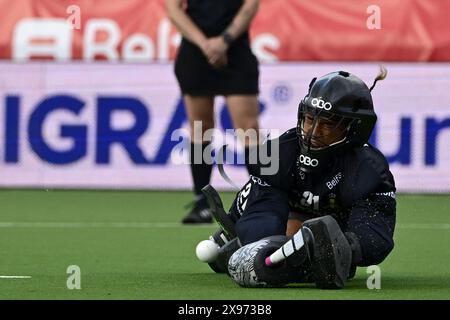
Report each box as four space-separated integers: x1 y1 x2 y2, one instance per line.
195 240 219 263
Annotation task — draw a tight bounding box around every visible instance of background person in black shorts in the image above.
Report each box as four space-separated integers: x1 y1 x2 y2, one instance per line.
166 0 261 224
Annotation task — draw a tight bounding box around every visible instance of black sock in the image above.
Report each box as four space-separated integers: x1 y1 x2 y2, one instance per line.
190 142 213 208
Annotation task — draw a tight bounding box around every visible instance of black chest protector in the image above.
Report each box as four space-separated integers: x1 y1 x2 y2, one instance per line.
289 154 348 220
288 144 395 220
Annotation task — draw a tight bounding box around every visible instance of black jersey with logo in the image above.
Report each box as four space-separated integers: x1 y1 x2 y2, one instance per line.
246 128 396 220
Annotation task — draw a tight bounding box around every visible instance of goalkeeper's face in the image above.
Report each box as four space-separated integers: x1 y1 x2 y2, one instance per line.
301 112 348 150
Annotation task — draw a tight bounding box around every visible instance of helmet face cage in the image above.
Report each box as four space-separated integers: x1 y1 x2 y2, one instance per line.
296 102 356 152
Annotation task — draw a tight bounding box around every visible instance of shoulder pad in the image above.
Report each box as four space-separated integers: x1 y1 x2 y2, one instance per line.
270 128 298 145
355 144 390 172
340 144 395 205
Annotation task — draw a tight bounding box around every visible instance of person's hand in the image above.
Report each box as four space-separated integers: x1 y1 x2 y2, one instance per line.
204 36 229 66
210 53 228 69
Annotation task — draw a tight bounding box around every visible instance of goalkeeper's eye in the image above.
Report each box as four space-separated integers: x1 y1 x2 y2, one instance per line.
321 120 336 128
304 114 314 124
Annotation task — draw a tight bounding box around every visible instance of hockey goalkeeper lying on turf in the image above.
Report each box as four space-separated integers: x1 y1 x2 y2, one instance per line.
197 69 396 289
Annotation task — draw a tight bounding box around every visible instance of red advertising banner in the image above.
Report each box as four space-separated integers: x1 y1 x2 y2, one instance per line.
0 0 449 62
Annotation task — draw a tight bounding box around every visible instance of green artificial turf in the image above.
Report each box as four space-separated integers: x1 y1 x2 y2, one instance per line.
0 190 449 299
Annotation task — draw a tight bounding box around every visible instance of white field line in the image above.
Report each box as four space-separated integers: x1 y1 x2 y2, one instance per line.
0 222 212 228
396 223 450 230
0 222 448 229
0 276 31 279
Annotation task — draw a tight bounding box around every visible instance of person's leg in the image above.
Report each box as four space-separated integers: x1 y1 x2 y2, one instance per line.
231 177 290 245
228 235 311 287
225 95 259 144
229 216 352 289
185 95 215 143
225 95 260 174
182 95 215 223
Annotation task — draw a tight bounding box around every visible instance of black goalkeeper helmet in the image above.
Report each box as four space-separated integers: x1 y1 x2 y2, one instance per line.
296 69 385 172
